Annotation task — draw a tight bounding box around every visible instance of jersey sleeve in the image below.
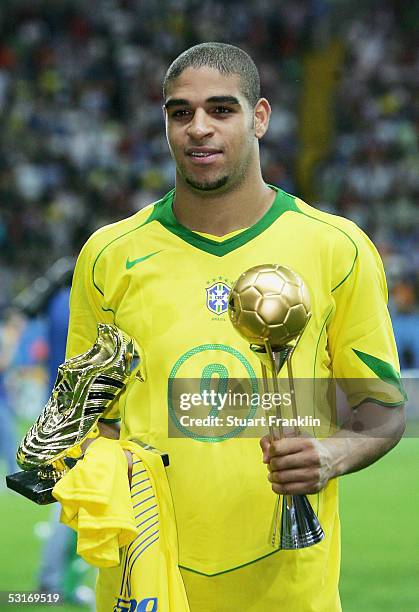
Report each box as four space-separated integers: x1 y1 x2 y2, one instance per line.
328 226 406 408
66 237 121 422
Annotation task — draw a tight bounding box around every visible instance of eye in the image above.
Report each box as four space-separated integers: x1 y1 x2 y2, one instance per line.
212 106 232 115
171 109 192 119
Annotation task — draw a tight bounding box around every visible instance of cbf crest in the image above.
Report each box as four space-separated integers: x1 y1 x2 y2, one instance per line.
206 278 231 316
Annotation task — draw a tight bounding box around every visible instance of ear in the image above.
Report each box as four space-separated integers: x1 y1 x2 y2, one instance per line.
253 98 271 139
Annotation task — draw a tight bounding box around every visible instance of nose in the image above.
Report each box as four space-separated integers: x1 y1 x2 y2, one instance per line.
186 108 214 140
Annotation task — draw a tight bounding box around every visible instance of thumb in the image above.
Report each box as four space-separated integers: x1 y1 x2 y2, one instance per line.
259 435 271 463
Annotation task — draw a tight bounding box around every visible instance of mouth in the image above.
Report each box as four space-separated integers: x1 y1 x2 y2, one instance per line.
186 147 223 165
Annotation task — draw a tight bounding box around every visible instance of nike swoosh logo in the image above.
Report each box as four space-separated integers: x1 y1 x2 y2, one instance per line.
126 250 163 270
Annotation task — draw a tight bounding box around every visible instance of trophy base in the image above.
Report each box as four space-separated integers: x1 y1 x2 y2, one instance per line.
280 494 325 550
6 457 78 505
280 524 324 549
6 442 169 505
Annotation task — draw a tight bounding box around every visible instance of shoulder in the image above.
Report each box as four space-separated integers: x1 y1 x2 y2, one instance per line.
81 204 155 258
281 192 385 291
77 190 173 263
293 195 382 262
293 196 363 247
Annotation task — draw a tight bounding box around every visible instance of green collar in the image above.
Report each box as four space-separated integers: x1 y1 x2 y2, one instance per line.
144 185 298 256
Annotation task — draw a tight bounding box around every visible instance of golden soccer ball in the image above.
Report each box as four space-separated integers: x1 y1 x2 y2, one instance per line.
228 264 311 348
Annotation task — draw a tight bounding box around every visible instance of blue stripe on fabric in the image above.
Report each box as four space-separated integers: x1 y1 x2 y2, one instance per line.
135 503 158 521
127 534 159 596
119 546 129 599
131 485 153 498
126 520 159 558
130 477 150 490
120 458 156 600
138 520 158 539
115 596 131 607
131 468 147 479
127 529 159 563
137 512 158 529
133 494 154 509
126 527 160 595
120 459 147 599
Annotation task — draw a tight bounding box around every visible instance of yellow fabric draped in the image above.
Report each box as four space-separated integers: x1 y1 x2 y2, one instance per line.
53 437 190 612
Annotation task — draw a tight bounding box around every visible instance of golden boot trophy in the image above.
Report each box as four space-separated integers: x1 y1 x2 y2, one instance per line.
228 264 324 549
6 324 159 504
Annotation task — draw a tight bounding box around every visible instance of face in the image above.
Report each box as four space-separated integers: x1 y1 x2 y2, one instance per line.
164 67 270 194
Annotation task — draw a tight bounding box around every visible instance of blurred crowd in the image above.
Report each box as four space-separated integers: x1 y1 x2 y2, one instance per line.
314 2 419 366
0 0 417 361
0 0 310 305
0 3 416 603
317 5 418 291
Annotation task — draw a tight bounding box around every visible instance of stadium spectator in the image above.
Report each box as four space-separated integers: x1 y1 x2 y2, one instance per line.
0 0 417 361
0 309 25 475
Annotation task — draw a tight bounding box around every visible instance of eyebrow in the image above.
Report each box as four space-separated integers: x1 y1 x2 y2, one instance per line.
164 95 241 110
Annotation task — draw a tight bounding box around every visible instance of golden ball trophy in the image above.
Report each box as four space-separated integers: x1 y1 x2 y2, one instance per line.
228 264 324 549
6 324 168 504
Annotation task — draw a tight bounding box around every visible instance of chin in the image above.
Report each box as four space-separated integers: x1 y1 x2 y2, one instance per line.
185 175 229 192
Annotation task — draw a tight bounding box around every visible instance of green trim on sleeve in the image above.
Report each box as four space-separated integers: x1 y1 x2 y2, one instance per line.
312 306 334 436
313 306 333 380
90 200 167 296
291 201 359 292
352 349 407 401
351 397 406 410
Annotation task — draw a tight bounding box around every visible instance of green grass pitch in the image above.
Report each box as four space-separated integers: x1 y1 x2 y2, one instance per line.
340 438 419 611
0 438 417 611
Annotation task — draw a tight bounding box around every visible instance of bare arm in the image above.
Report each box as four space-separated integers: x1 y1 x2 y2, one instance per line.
260 402 406 495
321 401 405 478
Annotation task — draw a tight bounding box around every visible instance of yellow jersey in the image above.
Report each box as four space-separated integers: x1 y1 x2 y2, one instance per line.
67 186 403 606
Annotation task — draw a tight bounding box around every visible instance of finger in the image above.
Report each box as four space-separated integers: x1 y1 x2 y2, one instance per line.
259 435 271 463
271 481 320 495
268 436 311 458
268 468 319 485
269 450 321 472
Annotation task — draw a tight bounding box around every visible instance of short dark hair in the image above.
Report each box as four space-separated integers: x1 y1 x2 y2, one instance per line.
163 42 261 108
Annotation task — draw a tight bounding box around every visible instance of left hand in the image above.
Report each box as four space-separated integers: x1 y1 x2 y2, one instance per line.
124 450 133 485
260 435 335 495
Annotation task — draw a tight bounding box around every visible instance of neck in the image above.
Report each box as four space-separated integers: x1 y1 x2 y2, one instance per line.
172 164 275 237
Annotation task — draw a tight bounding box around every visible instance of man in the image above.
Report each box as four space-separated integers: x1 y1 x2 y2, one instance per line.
67 43 405 611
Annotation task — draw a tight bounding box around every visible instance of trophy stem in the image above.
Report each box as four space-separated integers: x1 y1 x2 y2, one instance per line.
270 359 283 432
285 350 300 436
269 495 282 549
263 341 284 439
228 266 321 551
260 363 277 442
261 332 324 551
